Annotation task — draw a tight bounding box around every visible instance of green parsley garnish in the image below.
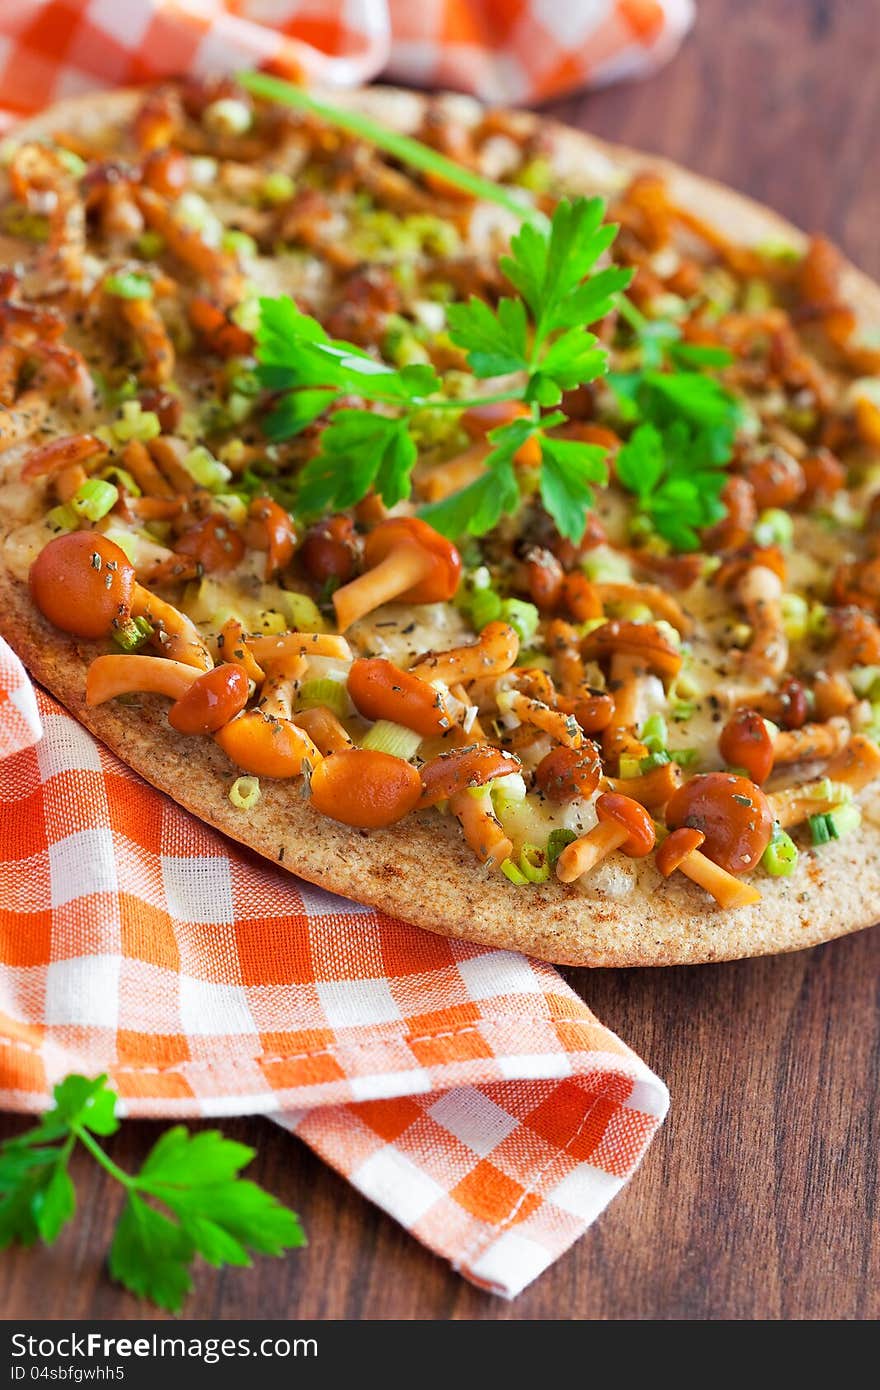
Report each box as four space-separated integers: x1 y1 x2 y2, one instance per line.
256 197 631 543
615 417 736 551
0 1074 304 1313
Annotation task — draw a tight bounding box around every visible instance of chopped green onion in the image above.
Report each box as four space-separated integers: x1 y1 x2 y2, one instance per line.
515 647 553 670
501 858 529 886
809 802 862 846
756 239 803 263
640 713 668 753
500 598 539 645
204 98 252 137
110 400 161 444
546 828 577 865
583 548 633 584
754 507 794 549
807 603 831 640
104 271 154 300
618 755 643 780
261 170 295 205
849 666 880 700
279 591 326 632
98 465 142 497
55 147 87 178
70 479 118 521
519 844 550 883
45 503 78 532
221 228 258 259
297 678 347 717
617 602 654 623
639 751 672 773
211 493 248 527
761 824 799 877
112 616 154 653
670 699 697 722
672 748 700 769
490 772 528 805
470 587 502 630
513 156 553 194
781 592 809 641
182 445 232 492
360 720 421 760
134 230 164 260
229 775 261 810
0 205 49 241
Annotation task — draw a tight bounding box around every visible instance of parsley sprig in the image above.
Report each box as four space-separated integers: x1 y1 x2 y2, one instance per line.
255 196 632 542
610 295 741 549
0 1075 304 1313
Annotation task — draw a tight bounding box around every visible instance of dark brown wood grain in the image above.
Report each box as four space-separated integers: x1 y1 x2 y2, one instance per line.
2 0 879 1322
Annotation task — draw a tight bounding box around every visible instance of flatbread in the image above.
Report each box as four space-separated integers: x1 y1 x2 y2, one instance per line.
2 84 879 967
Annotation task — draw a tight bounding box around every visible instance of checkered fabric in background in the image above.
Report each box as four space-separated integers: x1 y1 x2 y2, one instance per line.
0 0 684 1297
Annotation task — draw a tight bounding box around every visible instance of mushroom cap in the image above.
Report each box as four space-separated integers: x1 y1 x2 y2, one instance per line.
363 517 461 604
665 772 774 875
168 663 249 735
214 709 319 778
718 708 775 785
656 826 705 877
30 531 136 640
580 620 682 680
594 792 656 857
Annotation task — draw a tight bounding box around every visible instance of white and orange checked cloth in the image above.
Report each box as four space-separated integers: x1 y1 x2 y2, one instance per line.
0 0 694 126
0 0 683 1298
0 632 669 1297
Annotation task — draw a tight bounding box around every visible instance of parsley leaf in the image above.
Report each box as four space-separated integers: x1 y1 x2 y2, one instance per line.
0 1074 304 1314
539 435 608 543
254 196 626 539
616 419 734 551
296 410 416 516
446 296 528 377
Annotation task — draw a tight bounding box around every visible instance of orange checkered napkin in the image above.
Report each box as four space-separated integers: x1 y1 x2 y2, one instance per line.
0 635 668 1297
0 0 694 126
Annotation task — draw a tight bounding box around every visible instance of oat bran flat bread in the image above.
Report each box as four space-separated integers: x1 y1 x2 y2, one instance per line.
2 79 880 966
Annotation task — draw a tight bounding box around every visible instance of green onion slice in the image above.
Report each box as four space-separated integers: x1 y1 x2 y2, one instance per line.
360 720 421 760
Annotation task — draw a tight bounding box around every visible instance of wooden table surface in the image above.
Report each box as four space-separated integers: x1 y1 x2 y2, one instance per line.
2 0 879 1322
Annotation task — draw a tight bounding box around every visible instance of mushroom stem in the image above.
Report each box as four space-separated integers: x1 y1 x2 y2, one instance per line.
556 820 628 883
409 621 519 684
449 786 512 869
497 690 583 748
333 545 431 631
603 760 683 810
772 718 850 765
245 632 353 663
86 654 201 706
259 656 308 720
131 584 212 670
736 564 788 679
678 849 762 908
294 706 353 755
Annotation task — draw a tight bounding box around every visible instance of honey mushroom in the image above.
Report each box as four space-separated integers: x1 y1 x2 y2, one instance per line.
448 785 513 871
665 772 774 875
733 559 789 686
293 706 354 755
418 745 522 808
769 733 880 827
214 653 321 778
332 518 461 631
245 495 298 580
347 657 453 737
580 620 683 768
555 792 655 885
308 748 422 828
408 620 520 684
85 655 248 735
656 827 761 909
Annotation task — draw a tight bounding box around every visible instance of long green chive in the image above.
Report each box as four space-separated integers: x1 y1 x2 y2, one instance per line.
237 71 543 226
